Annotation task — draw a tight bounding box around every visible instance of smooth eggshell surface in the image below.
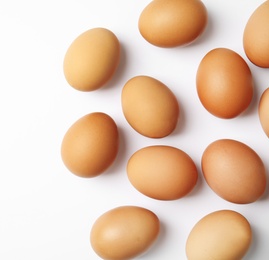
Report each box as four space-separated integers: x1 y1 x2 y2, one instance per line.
186 210 252 260
243 0 269 68
202 139 266 204
63 27 120 91
138 0 208 47
196 48 253 119
90 206 160 260
259 87 269 137
61 112 119 178
121 75 179 138
127 145 198 200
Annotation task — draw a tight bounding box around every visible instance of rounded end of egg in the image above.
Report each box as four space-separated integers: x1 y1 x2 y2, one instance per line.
243 0 269 68
61 112 119 178
90 206 160 260
138 0 208 48
259 87 269 138
63 27 120 91
186 209 252 260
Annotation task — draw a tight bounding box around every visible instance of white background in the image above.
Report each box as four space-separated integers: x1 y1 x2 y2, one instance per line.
0 0 268 259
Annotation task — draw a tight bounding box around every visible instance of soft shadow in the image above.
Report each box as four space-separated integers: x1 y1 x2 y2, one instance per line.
244 224 259 260
180 8 215 49
185 163 205 199
169 99 187 137
239 78 260 118
99 41 128 91
104 126 128 177
258 159 269 201
138 220 168 259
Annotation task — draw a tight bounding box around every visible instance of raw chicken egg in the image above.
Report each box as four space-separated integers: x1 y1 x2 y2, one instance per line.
138 0 208 47
243 0 269 68
201 139 266 204
127 145 198 200
63 27 120 91
186 210 252 260
196 48 253 119
90 206 160 260
259 88 269 137
121 75 179 138
61 112 119 178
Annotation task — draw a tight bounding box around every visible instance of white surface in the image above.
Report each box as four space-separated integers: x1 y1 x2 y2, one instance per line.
0 0 268 259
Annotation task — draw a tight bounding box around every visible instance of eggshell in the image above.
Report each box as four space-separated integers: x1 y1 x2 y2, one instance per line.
243 0 269 68
201 139 266 204
138 0 208 47
196 48 253 119
127 145 198 200
61 112 119 178
186 210 252 260
63 27 120 91
259 87 269 137
121 75 180 138
90 206 160 260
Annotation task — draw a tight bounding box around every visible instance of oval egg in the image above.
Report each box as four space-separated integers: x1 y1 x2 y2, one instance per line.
63 27 120 91
243 0 269 68
127 145 198 200
61 112 119 178
259 87 269 137
201 139 266 204
186 210 252 260
196 48 253 119
90 206 160 260
121 75 180 138
138 0 208 47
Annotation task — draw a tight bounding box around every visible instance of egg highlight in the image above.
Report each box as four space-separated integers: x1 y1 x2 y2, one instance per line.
121 75 179 138
90 206 160 260
138 0 208 47
63 27 120 91
61 112 119 178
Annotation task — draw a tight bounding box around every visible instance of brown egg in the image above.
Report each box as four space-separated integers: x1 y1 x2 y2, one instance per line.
90 206 160 260
63 27 120 91
127 145 198 200
61 112 119 178
259 88 269 137
197 48 253 119
138 0 208 47
186 210 252 260
201 139 266 204
121 75 180 138
243 1 269 68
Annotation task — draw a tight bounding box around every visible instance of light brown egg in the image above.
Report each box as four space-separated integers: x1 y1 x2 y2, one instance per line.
201 139 266 204
61 112 119 178
186 210 252 260
127 145 198 200
138 0 208 47
259 88 269 137
90 206 160 260
63 27 120 91
196 48 253 119
243 0 269 68
121 75 179 138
